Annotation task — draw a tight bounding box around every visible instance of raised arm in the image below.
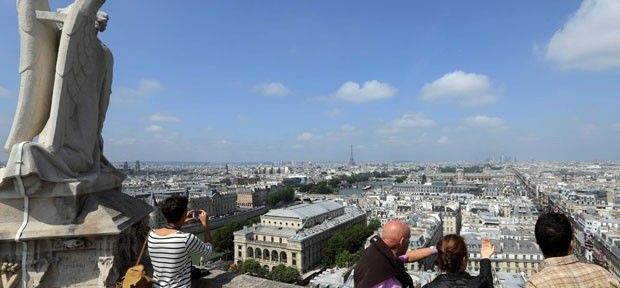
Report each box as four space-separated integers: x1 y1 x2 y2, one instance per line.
198 209 212 244
402 246 437 262
479 238 495 288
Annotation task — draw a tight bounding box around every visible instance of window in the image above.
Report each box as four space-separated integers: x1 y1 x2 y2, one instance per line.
238 251 242 257
292 259 296 265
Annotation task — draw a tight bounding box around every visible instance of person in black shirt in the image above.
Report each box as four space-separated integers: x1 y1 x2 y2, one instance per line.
424 235 495 288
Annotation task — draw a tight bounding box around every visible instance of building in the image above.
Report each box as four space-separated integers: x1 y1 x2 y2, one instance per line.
135 189 236 227
432 202 462 235
236 188 268 208
233 201 367 272
393 183 481 198
462 233 543 277
188 189 237 217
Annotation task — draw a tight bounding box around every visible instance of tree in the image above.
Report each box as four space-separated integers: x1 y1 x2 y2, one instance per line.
267 264 300 283
267 186 296 206
238 259 268 277
335 250 361 268
367 218 381 231
321 218 381 268
211 218 259 252
395 176 407 183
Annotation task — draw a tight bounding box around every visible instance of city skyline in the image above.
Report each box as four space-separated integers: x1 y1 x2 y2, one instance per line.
1 0 620 162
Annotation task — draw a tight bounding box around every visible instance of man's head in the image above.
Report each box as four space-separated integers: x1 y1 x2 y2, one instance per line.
160 195 189 225
535 212 573 258
382 220 411 256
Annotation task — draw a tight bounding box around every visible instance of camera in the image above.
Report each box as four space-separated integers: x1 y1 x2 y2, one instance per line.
193 209 201 219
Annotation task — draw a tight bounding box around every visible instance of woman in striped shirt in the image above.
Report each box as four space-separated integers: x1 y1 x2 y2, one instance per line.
148 196 213 287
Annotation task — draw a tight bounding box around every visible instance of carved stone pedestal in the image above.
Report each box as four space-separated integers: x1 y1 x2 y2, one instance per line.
0 190 151 287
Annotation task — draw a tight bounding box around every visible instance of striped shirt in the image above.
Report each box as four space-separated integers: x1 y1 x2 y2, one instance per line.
148 230 213 288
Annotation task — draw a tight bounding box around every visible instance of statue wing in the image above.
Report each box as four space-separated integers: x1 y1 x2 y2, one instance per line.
38 0 106 152
4 0 58 152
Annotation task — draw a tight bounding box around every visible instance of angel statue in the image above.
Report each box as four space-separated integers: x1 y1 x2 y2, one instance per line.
0 0 123 197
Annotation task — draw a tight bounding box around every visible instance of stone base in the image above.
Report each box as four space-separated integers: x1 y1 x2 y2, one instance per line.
0 190 152 287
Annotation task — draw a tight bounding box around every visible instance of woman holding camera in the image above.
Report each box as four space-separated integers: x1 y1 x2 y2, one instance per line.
423 235 495 288
148 196 212 288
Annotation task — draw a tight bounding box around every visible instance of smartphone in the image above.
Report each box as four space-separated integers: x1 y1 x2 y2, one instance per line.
193 209 201 219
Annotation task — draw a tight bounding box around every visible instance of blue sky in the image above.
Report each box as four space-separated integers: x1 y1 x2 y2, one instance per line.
1 0 620 162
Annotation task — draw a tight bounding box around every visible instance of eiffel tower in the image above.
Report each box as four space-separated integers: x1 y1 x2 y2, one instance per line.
349 144 356 166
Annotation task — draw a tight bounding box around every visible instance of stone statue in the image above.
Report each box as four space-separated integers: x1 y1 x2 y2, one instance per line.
0 262 20 288
0 2 152 286
0 0 123 197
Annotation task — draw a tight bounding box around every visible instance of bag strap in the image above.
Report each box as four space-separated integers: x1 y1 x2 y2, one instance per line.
134 231 150 266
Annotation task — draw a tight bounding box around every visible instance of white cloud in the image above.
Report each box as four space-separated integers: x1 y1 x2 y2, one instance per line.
252 82 291 96
115 79 163 103
544 0 620 70
217 139 231 146
338 124 358 133
460 115 508 131
378 113 436 134
437 136 450 145
325 108 342 117
334 80 396 103
420 71 497 107
327 125 363 138
297 132 316 141
109 137 138 146
146 125 164 133
0 86 10 98
237 114 250 122
148 113 180 123
295 125 362 144
581 123 600 135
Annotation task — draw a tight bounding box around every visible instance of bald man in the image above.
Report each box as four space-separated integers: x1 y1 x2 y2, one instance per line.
354 220 437 288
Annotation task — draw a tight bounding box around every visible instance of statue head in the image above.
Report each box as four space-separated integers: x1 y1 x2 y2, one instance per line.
95 11 108 32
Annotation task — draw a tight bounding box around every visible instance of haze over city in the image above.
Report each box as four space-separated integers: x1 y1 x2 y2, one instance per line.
1 0 620 162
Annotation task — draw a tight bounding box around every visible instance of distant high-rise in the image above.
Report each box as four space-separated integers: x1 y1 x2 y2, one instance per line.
135 160 141 173
349 144 356 166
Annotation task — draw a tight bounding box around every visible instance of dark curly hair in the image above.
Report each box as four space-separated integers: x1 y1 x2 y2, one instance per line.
535 212 573 257
159 195 189 224
437 234 468 273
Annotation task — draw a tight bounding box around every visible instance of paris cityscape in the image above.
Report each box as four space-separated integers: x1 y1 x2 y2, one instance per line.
1 0 620 287
109 157 619 287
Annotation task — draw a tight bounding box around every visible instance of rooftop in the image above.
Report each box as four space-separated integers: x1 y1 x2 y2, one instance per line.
263 200 343 221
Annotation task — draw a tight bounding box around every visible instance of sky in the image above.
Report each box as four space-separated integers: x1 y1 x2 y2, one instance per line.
1 0 620 163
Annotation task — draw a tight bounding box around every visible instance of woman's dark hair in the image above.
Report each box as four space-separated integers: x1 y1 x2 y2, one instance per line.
535 212 573 257
437 234 468 273
159 195 188 224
